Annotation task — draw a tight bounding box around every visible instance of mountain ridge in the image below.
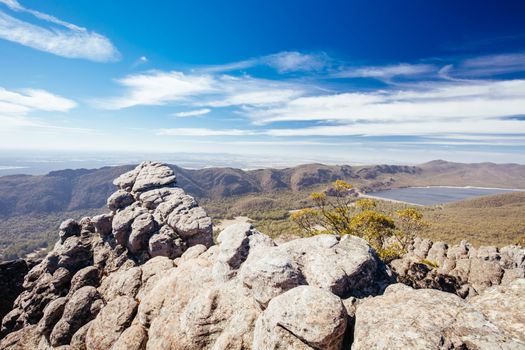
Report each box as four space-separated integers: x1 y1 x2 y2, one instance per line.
2 160 525 218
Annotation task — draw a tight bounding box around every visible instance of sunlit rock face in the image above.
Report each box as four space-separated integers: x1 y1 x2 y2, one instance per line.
0 161 524 350
109 161 213 257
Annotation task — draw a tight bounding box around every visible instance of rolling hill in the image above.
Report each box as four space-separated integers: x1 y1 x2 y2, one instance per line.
1 160 524 260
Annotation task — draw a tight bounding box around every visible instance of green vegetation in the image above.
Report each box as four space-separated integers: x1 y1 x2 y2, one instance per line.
1 181 524 262
0 209 104 260
207 188 525 251
420 259 439 269
288 181 425 262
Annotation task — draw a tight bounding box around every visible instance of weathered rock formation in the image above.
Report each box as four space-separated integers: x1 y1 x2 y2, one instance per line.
1 161 524 349
0 259 40 322
391 237 525 298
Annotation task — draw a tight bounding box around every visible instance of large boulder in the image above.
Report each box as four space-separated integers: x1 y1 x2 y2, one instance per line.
85 296 138 350
352 283 525 349
469 279 525 343
253 286 347 350
107 189 134 211
49 286 101 346
113 161 176 193
109 161 213 254
58 219 81 243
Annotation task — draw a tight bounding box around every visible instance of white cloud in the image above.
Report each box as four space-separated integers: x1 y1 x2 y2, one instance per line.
199 51 328 74
99 71 309 109
0 1 119 62
335 63 434 79
99 53 525 147
99 71 216 109
173 108 211 117
0 87 77 111
0 86 76 128
262 51 328 73
249 80 525 124
155 118 525 139
264 119 525 137
461 52 525 75
157 128 256 136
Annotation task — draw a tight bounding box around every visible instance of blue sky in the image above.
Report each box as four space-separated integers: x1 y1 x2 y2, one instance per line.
0 0 525 164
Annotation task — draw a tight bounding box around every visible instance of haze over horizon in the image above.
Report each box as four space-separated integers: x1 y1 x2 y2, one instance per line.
1 0 525 164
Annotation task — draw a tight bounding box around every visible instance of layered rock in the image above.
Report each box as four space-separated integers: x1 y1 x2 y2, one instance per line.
390 237 525 298
353 281 525 349
0 260 40 322
0 204 388 349
0 161 213 345
1 161 524 350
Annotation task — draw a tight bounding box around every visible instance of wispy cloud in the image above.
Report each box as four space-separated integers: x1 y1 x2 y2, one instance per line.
200 51 329 74
173 108 211 118
334 63 434 79
262 51 329 73
98 70 309 109
458 52 525 76
98 71 216 109
0 86 76 128
0 0 119 62
157 128 256 136
249 80 525 124
101 50 525 148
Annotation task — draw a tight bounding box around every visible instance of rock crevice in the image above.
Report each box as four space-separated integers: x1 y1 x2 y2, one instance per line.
0 161 524 350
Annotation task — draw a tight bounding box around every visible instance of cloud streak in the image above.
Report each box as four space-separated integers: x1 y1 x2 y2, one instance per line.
102 50 525 148
0 86 76 128
98 70 309 109
199 51 329 74
334 63 434 79
173 108 211 118
0 0 119 62
249 80 525 124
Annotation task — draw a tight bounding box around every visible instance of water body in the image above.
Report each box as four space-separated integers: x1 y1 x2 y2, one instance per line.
369 186 523 206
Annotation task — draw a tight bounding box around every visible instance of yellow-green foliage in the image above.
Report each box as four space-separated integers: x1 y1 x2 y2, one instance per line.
355 198 377 210
289 180 421 262
515 233 525 247
421 259 439 269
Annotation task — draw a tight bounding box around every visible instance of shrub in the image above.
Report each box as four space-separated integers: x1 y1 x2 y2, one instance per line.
291 180 411 262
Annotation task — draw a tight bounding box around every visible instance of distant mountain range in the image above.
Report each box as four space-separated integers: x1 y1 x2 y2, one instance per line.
1 160 525 218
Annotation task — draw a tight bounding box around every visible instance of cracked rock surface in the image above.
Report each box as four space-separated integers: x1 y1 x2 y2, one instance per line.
1 161 524 350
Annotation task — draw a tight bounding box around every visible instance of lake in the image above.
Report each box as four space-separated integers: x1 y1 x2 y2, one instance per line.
368 186 523 206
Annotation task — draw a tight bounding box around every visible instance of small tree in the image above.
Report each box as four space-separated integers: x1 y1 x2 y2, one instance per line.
291 180 408 261
349 210 399 260
395 208 429 251
289 208 324 236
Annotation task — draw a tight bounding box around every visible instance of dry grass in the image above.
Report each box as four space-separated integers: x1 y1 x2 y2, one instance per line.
207 191 525 248
419 192 525 246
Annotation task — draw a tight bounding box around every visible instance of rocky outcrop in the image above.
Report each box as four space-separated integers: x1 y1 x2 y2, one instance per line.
0 161 213 345
0 259 40 322
0 159 391 349
390 237 525 298
1 161 524 350
353 281 525 349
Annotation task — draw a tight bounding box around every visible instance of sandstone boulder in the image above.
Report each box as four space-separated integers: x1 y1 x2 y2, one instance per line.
49 286 101 346
353 283 525 349
253 286 347 350
107 189 134 211
85 296 138 350
58 219 81 243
